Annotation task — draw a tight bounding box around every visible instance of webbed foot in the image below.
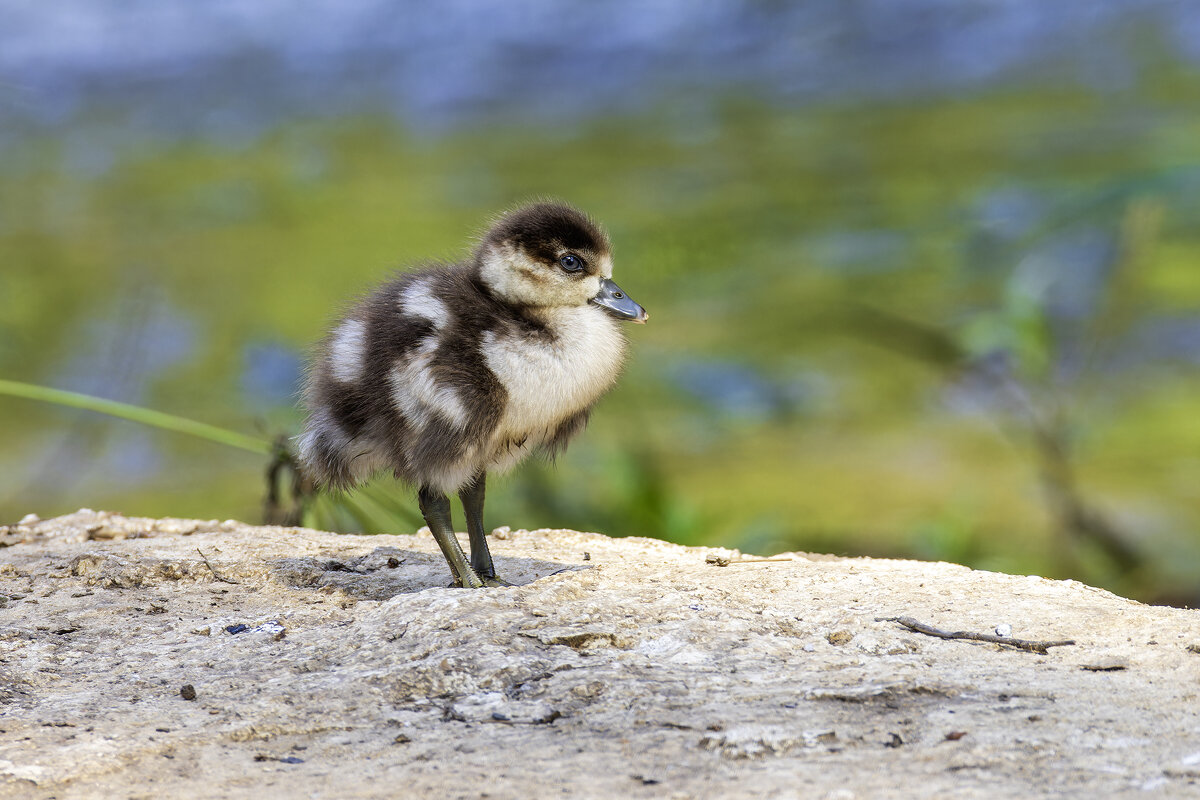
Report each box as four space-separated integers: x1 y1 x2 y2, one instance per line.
449 574 511 589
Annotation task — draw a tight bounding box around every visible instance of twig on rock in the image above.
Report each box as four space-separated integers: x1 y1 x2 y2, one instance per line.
705 555 794 567
196 548 240 585
876 616 1075 654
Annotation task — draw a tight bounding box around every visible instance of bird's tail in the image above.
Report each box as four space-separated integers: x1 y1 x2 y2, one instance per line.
294 409 375 492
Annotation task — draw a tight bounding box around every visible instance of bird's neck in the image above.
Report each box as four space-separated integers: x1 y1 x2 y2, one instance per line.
469 263 556 333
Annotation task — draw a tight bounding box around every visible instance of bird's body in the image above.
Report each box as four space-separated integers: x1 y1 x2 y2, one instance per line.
298 203 646 587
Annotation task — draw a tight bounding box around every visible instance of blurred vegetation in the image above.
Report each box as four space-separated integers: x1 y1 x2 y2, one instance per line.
3 61 1200 605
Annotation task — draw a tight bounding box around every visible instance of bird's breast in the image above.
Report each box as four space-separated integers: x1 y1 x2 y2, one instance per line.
481 305 625 438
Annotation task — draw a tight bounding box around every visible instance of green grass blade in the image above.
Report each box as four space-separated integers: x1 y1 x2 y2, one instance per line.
0 378 271 455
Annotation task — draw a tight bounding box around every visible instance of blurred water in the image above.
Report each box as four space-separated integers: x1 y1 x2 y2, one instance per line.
51 286 197 404
1119 318 1200 367
2 0 1196 137
241 343 303 408
808 230 909 275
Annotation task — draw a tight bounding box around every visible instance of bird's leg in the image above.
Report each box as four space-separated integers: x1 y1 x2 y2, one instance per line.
418 485 483 589
460 472 510 587
460 472 493 578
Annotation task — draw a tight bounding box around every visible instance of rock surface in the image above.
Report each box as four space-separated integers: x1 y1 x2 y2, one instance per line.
1 510 1199 799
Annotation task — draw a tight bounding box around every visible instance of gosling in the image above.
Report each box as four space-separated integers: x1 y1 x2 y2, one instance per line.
298 202 647 587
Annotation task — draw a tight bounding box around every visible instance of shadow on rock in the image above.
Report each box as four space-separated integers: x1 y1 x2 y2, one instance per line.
267 546 578 599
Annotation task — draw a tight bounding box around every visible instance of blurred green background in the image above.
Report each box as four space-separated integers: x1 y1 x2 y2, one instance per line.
2 2 1199 604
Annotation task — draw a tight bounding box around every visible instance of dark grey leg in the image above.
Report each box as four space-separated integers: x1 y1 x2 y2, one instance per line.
460 472 493 577
418 485 483 589
460 472 510 586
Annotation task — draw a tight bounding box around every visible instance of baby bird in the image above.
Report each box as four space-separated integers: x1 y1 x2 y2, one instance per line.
298 202 647 588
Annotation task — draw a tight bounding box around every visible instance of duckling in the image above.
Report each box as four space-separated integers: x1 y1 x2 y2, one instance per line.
298 202 647 588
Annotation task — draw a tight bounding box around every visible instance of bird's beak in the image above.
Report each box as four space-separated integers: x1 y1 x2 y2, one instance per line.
590 278 648 323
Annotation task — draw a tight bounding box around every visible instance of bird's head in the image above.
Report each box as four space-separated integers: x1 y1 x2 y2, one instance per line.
477 202 648 323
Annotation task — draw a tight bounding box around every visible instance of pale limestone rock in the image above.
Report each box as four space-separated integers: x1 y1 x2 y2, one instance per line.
0 509 1198 798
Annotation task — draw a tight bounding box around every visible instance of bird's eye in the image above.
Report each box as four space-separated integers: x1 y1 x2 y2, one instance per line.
558 254 583 272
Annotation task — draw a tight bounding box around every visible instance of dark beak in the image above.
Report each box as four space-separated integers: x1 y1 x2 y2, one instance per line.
590 278 648 323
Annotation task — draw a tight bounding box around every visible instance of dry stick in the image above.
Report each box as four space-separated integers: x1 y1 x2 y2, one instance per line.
876 616 1075 655
196 548 240 585
705 555 794 567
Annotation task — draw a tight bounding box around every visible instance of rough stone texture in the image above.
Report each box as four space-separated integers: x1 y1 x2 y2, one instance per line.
1 510 1199 799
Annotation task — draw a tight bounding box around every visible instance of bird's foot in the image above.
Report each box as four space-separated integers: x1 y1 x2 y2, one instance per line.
449 575 512 589
448 570 514 589
449 568 485 589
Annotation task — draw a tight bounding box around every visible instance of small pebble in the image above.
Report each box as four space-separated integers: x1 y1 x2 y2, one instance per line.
180 684 197 701
225 624 249 635
255 621 285 638
19 513 40 526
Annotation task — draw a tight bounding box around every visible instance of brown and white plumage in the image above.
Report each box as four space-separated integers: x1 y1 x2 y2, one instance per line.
297 202 647 587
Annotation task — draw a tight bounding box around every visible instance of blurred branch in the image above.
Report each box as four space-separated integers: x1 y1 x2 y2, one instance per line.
263 435 313 526
977 360 1144 570
846 305 1143 572
847 304 968 370
1086 196 1164 347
